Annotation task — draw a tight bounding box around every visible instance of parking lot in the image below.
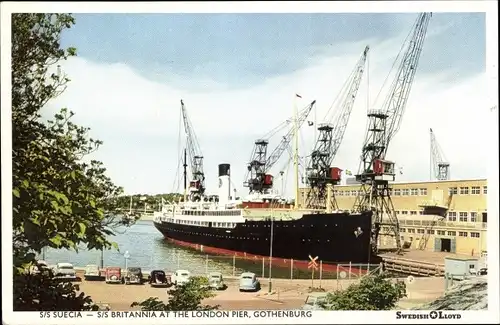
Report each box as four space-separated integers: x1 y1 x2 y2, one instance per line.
72 269 445 311
76 272 306 311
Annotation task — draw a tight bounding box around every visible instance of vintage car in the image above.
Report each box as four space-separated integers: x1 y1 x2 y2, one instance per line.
149 270 172 287
124 267 143 285
172 270 191 286
208 272 226 290
84 264 102 281
239 272 260 292
53 262 77 281
301 292 330 310
105 267 123 284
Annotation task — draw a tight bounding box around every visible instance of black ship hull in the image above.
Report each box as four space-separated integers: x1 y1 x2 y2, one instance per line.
154 211 373 264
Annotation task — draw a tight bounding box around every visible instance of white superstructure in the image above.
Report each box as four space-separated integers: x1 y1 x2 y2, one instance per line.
153 163 247 227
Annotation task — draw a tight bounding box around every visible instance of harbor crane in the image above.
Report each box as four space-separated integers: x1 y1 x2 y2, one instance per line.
430 128 450 180
352 13 432 254
180 99 205 201
244 100 317 194
305 46 370 210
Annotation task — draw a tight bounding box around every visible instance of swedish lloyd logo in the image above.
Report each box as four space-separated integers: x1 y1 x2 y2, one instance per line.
395 310 462 320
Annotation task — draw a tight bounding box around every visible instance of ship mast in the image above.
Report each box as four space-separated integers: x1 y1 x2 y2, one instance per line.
293 94 300 210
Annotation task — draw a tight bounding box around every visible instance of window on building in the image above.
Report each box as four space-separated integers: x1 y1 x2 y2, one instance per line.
417 229 425 234
400 228 406 232
447 211 457 221
410 211 417 215
410 188 418 196
408 228 416 233
395 210 400 215
459 187 469 195
471 186 481 195
483 186 487 195
437 230 445 235
459 212 468 222
401 210 408 215
338 191 343 196
458 231 468 237
394 189 401 196
470 232 480 238
419 210 424 215
482 212 487 223
352 190 358 196
402 189 409 196
470 212 477 223
447 231 456 236
419 188 428 196
449 187 458 195
427 229 435 234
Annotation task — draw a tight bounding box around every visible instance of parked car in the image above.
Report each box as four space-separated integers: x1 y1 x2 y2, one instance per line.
172 270 191 286
105 267 123 284
149 270 172 287
208 272 226 290
239 272 260 292
53 262 77 281
478 267 488 275
84 264 101 281
124 267 143 285
301 292 330 310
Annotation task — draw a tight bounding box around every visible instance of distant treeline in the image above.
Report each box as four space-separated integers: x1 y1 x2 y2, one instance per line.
107 193 183 211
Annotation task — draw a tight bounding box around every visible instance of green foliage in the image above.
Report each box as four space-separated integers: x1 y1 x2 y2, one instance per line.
14 270 98 311
132 276 219 311
12 13 123 311
322 274 407 310
107 193 183 212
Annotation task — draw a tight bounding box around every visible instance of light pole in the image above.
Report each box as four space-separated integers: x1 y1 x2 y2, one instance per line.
124 251 130 270
268 212 274 293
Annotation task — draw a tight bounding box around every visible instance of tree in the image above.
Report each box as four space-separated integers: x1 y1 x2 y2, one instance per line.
12 13 122 310
322 274 407 310
132 277 219 311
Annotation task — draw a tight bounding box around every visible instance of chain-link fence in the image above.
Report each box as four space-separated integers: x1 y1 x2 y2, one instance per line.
37 246 383 281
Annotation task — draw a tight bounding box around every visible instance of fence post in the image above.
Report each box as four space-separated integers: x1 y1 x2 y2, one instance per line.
205 255 208 274
290 259 294 281
348 261 352 280
319 260 323 289
232 255 236 277
262 257 265 278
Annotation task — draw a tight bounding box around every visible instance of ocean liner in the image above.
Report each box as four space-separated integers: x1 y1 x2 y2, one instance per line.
153 163 373 264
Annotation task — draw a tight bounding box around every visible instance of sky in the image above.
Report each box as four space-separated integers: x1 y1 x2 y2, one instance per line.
43 12 492 196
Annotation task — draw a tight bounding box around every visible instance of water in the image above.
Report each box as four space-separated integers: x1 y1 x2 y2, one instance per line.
40 220 235 275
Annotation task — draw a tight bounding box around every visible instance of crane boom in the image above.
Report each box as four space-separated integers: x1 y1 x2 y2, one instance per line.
305 45 370 209
265 100 316 169
430 128 450 180
180 100 205 199
353 13 432 255
244 100 316 194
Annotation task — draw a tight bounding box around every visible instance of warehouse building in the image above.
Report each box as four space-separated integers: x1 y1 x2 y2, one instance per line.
299 179 488 257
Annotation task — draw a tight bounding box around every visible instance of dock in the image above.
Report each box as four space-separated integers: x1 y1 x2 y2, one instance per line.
379 250 479 277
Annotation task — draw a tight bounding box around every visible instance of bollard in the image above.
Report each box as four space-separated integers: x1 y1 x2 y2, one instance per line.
262 257 265 278
232 255 236 277
348 262 352 280
290 259 294 281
